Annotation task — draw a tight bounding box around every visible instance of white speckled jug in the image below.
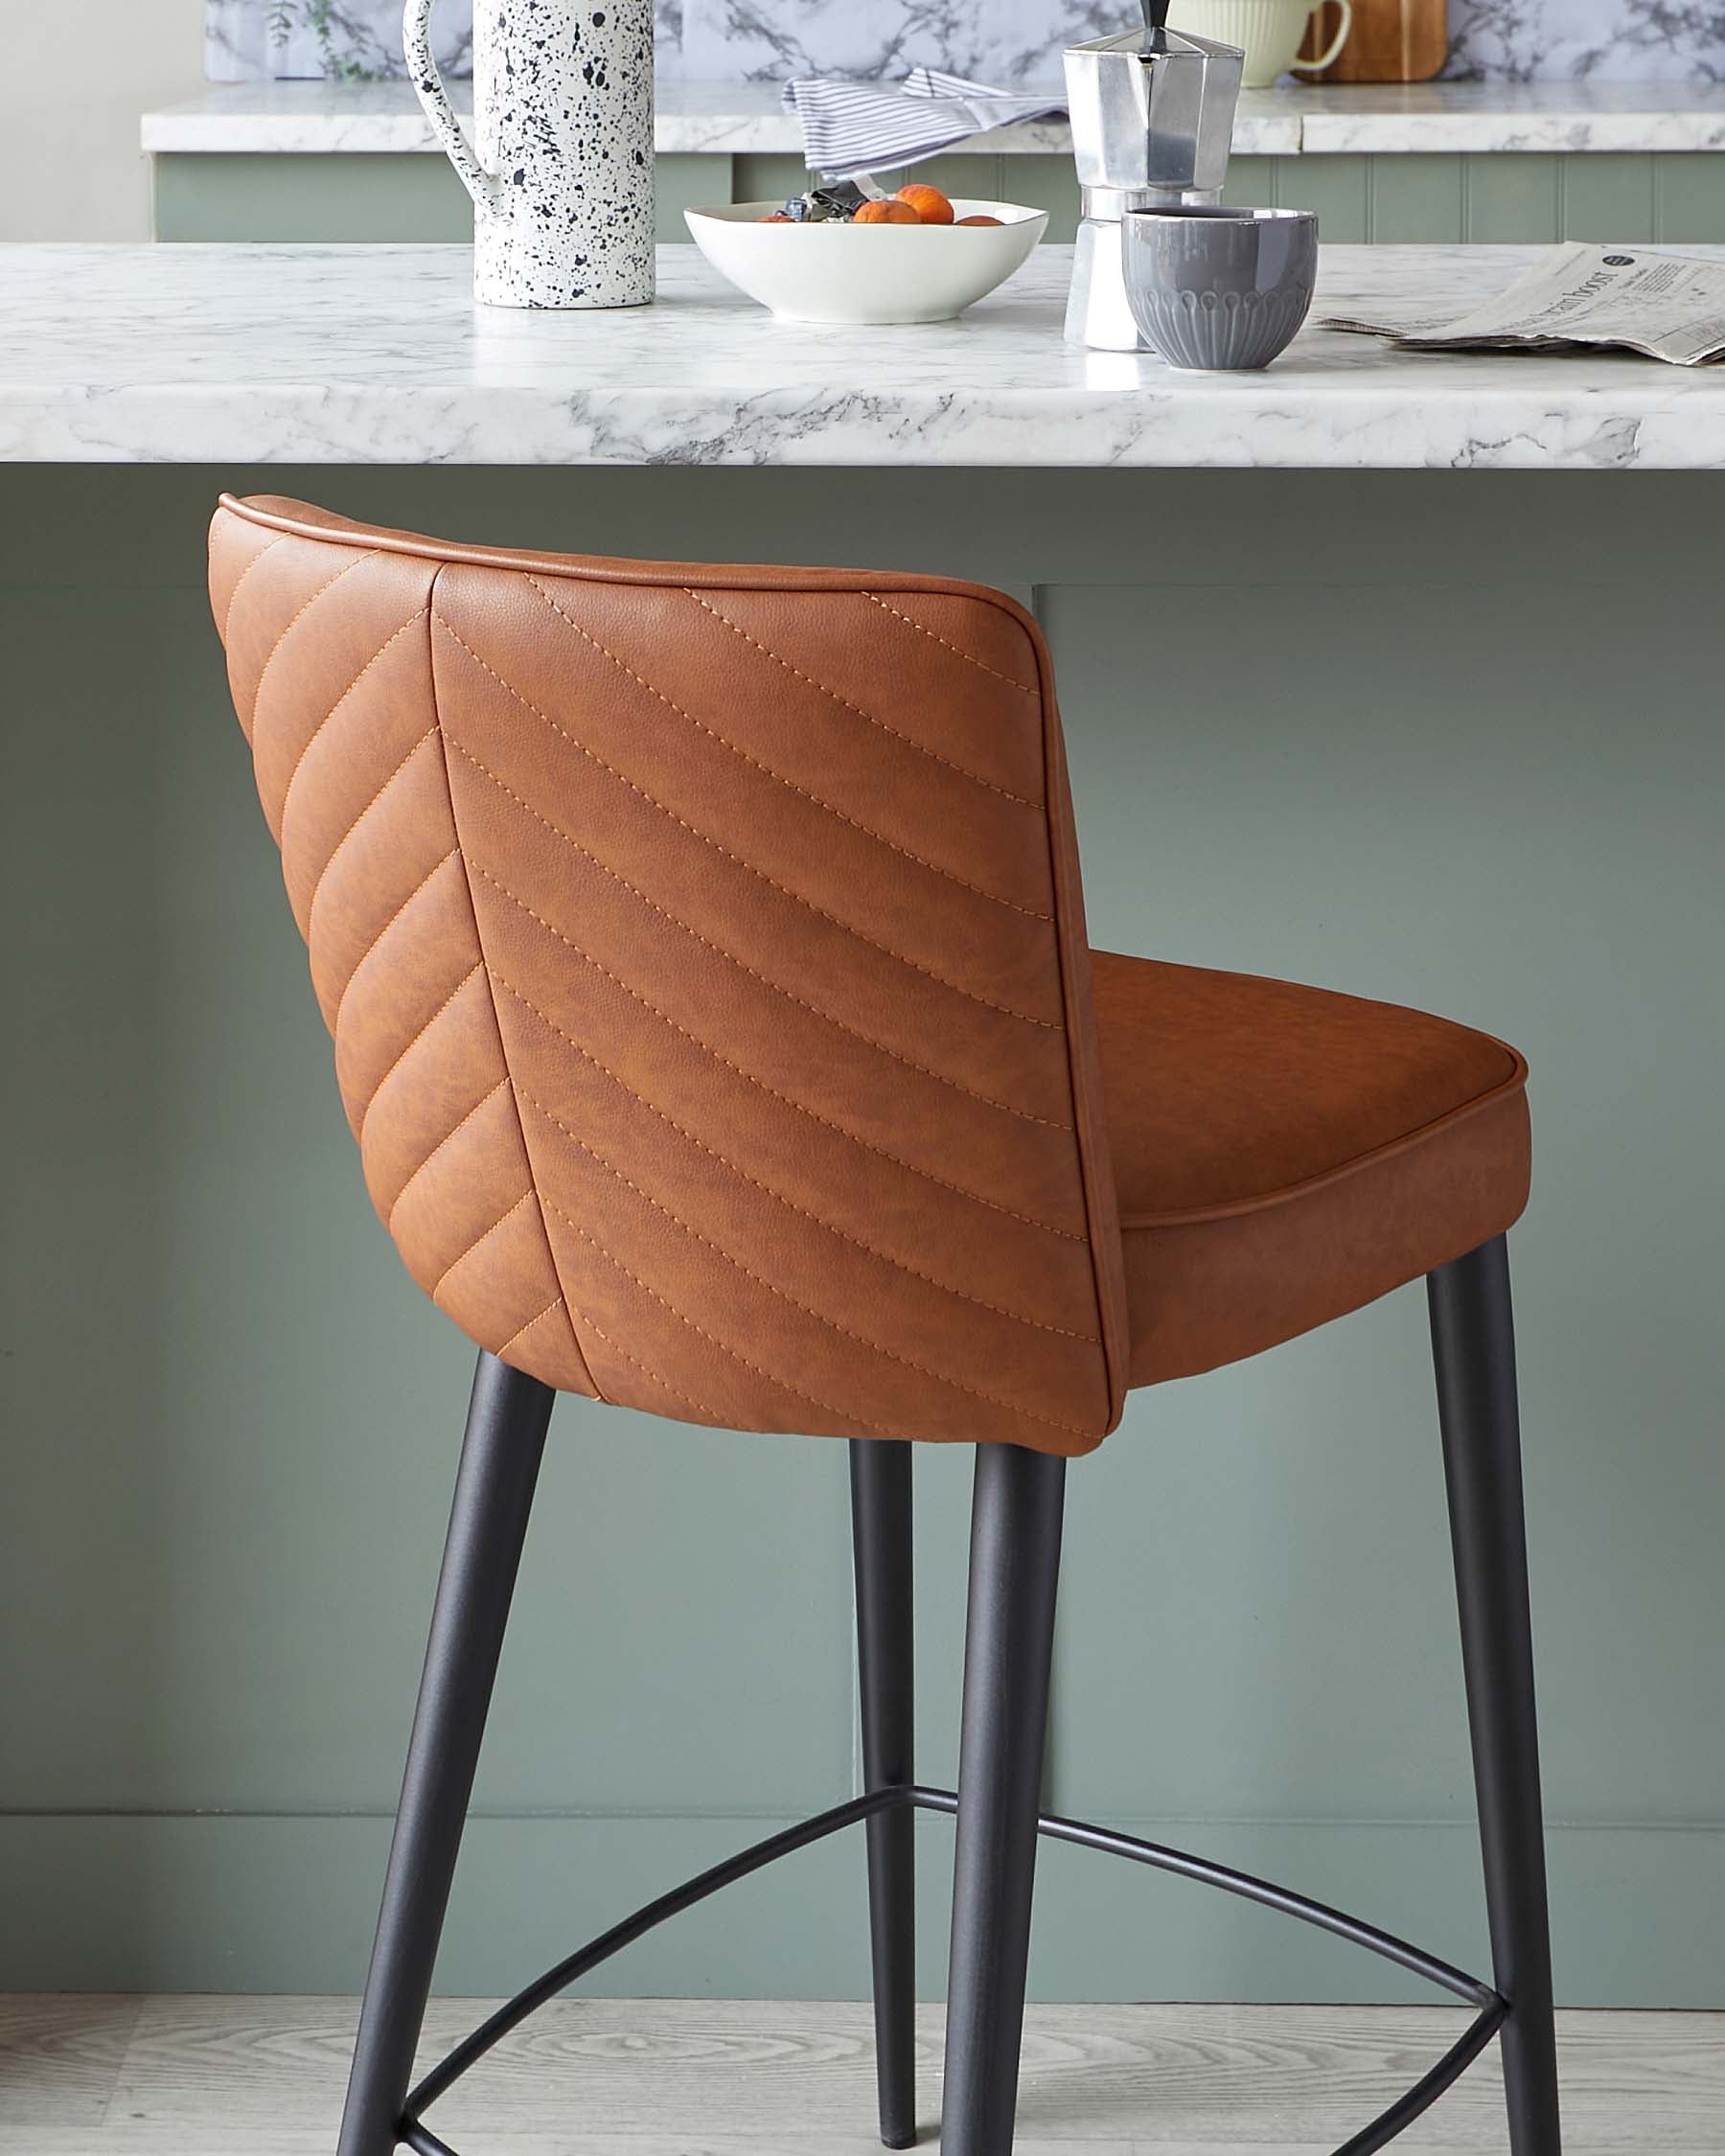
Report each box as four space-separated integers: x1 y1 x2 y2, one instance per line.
405 0 654 309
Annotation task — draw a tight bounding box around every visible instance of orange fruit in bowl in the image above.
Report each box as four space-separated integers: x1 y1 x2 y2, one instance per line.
854 198 922 225
759 212 793 222
955 214 1004 226
895 183 954 225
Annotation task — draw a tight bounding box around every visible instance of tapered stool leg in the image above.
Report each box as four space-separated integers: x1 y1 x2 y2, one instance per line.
1429 1236 1563 2156
850 1437 918 2147
940 1442 1067 2156
850 1439 917 2148
335 1351 555 2156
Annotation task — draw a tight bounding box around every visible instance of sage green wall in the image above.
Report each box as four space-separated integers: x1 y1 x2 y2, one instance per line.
4 464 1723 2007
153 149 1725 245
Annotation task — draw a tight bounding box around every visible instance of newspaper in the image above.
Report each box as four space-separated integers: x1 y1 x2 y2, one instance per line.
1321 242 1725 366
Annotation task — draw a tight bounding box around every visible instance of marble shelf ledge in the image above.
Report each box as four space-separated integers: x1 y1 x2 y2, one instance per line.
140 78 1725 161
1298 80 1725 153
6 241 1724 470
138 80 1296 157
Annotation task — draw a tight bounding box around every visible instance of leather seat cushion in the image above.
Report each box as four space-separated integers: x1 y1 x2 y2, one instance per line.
1090 951 1531 1387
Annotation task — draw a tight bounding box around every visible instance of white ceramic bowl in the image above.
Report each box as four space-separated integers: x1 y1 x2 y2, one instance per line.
683 199 1047 324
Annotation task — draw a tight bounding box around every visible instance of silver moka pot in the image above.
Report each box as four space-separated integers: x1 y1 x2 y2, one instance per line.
1063 2 1244 351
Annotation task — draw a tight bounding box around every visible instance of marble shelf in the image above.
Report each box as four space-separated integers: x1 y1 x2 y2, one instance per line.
142 78 1725 161
5 241 1723 470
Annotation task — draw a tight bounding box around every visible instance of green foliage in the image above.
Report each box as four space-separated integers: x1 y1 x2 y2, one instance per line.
266 0 380 82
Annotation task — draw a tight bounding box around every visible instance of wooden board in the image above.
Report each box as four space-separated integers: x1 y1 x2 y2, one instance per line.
1301 0 1447 80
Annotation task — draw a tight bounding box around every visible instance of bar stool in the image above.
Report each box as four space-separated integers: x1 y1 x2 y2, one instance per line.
210 493 1560 2156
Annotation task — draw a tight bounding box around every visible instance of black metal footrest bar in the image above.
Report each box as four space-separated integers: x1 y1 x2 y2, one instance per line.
398 1783 1506 2156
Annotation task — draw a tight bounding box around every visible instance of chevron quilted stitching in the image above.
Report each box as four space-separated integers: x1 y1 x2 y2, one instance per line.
413 734 608 1399
303 726 439 929
540 1199 895 1438
220 526 601 1403
213 498 1129 1450
356 961 483 1142
276 608 430 838
685 591 1045 807
248 549 378 737
665 585 1049 809
862 591 1043 694
496 1294 566 1362
481 881 1081 1239
432 1188 535 1302
444 726 1073 1133
576 1310 730 1429
377 742 599 1397
363 982 514 1225
518 1089 1093 1442
210 523 308 745
388 1076 510 1232
437 590 1063 1020
471 862 1089 1245
218 530 289 647
494 975 1098 1336
308 775 463 1019
433 613 1062 1030
523 575 1055 923
330 847 461 1034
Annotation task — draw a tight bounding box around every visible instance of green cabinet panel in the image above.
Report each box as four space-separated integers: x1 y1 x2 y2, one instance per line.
655 153 739 233
1004 153 1083 242
731 150 826 206
1221 154 1280 210
155 150 731 244
1372 154 1466 242
1563 152 1657 242
153 149 1725 249
156 151 473 241
1276 155 1370 241
1464 152 1563 241
1656 152 1725 240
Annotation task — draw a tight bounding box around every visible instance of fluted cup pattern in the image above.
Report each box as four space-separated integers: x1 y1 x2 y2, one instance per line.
1132 284 1317 371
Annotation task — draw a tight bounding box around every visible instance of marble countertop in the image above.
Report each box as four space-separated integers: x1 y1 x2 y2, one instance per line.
5 241 1722 470
142 79 1725 160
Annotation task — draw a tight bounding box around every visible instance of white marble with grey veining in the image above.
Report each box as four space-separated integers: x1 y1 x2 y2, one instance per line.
1447 0 1725 86
5 241 1722 470
142 76 1725 158
208 0 1725 86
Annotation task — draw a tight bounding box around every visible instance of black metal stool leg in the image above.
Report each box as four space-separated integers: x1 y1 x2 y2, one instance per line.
850 1438 918 2147
1429 1235 1563 2156
940 1442 1067 2156
335 1351 555 2156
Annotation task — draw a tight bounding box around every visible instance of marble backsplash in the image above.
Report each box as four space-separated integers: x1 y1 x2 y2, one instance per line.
206 0 1725 84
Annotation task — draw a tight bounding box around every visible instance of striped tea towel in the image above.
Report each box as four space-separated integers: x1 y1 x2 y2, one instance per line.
782 67 1067 180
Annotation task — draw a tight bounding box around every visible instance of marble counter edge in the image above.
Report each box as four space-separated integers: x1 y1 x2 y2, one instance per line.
137 110 1305 158
141 81 1725 159
7 378 1718 471
5 241 1725 474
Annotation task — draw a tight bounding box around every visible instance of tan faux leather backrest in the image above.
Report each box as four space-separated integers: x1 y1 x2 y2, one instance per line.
210 494 1126 1455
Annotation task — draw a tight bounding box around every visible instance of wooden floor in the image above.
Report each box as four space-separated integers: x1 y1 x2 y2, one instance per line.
3 1995 1719 2154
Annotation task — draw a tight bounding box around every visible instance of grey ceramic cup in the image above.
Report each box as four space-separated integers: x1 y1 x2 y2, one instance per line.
1124 206 1319 372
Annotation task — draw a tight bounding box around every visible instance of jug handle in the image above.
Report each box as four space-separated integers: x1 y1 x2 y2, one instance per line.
1289 0 1353 74
403 0 503 214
